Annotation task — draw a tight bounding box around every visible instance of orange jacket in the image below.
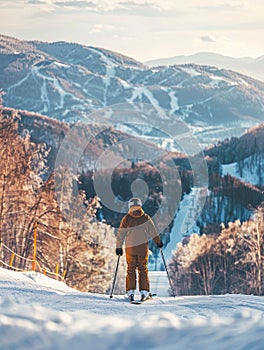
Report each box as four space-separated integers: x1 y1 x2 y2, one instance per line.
116 206 162 256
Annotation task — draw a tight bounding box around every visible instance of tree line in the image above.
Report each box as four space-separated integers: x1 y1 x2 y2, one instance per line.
0 108 126 294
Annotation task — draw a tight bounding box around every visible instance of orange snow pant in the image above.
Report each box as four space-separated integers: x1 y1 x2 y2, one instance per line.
126 254 149 292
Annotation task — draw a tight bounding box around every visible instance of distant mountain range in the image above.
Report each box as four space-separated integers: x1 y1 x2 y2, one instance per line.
145 52 264 83
1 34 264 148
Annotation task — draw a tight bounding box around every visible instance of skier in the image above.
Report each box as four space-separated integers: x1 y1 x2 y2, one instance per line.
116 197 163 302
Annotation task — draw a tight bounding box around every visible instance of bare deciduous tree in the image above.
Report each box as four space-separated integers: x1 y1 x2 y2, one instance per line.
169 205 264 296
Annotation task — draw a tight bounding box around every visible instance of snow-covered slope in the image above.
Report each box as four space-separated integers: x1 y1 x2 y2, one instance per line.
1 267 264 350
222 153 264 186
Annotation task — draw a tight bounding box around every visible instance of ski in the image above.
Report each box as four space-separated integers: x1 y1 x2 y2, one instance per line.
130 300 142 305
129 293 157 304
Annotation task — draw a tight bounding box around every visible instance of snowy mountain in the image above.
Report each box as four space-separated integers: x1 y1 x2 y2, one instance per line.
1 267 264 350
1 35 264 147
191 124 264 234
165 124 264 243
206 123 264 187
145 52 264 83
2 106 137 173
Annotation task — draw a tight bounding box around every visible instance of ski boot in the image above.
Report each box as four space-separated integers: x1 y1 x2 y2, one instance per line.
140 290 150 302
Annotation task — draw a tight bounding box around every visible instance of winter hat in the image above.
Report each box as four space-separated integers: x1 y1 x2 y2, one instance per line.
128 197 142 209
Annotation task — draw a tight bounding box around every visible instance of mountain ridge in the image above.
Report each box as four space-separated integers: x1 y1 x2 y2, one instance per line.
145 51 264 82
1 34 264 147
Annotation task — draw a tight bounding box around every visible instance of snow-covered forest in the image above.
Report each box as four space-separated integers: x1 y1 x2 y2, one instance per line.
170 207 264 296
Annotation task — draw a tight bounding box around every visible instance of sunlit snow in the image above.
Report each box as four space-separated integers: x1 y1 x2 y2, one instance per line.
0 268 264 349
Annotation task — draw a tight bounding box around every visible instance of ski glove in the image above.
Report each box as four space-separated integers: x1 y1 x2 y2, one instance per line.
116 248 123 256
156 240 163 248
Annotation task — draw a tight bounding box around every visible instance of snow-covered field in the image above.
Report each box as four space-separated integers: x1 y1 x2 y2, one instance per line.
0 267 264 350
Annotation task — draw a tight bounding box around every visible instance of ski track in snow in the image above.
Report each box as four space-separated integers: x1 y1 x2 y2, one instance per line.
87 48 117 106
168 90 179 114
32 66 82 112
127 86 169 119
0 268 264 350
162 188 206 263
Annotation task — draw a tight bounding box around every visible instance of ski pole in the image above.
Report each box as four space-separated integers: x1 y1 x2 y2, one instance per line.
160 249 176 297
109 255 121 298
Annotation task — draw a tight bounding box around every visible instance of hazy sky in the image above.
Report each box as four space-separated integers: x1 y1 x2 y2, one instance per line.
0 0 263 62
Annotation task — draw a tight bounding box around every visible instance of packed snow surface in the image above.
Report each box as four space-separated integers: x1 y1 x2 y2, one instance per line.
0 267 264 350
